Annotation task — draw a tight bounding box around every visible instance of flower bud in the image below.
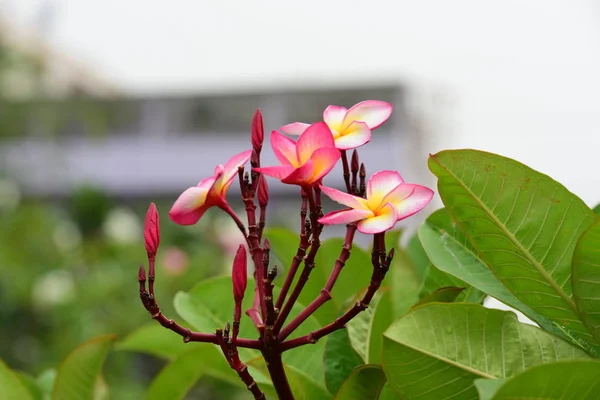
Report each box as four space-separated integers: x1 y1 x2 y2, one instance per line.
258 175 269 208
351 150 359 174
251 109 264 152
232 245 248 303
144 203 160 257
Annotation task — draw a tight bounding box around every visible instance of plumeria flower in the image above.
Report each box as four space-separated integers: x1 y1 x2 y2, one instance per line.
280 100 393 150
255 122 340 187
169 150 252 225
319 171 433 234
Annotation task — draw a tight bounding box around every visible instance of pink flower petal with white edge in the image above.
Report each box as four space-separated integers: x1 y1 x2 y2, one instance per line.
308 147 341 183
333 121 371 150
169 186 211 225
323 105 348 133
342 100 393 131
254 165 296 180
271 131 299 166
320 185 369 210
296 122 335 165
281 160 315 185
384 184 434 220
367 170 405 210
221 150 252 189
279 122 311 136
197 176 217 190
319 208 373 226
357 203 397 234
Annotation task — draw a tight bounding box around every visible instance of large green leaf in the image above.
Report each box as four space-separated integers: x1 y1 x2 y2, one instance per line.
429 149 598 347
572 218 600 342
52 335 115 400
346 290 393 364
0 358 34 400
489 360 600 400
147 346 228 400
174 275 326 383
474 378 505 400
382 303 589 400
334 365 387 400
116 323 200 360
412 286 464 308
419 208 576 342
323 328 363 394
17 372 44 400
592 203 600 215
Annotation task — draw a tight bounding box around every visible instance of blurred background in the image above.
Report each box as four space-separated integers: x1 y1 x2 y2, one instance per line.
0 0 599 398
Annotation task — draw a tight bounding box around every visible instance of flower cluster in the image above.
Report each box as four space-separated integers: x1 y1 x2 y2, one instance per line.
168 100 433 234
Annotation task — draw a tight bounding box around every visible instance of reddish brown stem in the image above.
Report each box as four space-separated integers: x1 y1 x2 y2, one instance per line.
340 150 351 193
274 187 321 333
261 348 295 400
280 234 393 351
217 329 266 400
279 224 357 340
274 190 310 311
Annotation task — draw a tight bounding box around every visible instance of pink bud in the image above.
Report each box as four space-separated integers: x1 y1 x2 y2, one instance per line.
144 203 160 257
258 175 269 207
232 245 248 303
251 109 264 152
138 265 146 282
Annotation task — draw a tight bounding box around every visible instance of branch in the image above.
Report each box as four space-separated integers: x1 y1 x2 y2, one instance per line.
278 224 357 340
280 234 394 351
340 150 351 193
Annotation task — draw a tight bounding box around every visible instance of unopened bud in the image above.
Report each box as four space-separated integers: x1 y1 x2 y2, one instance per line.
138 265 146 282
232 245 248 303
251 109 264 152
258 176 269 207
144 203 160 257
351 150 359 173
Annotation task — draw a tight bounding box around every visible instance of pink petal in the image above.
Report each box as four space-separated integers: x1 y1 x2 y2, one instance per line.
367 170 405 210
320 185 368 210
271 131 299 166
384 184 434 220
323 105 348 133
333 121 371 150
221 150 252 189
169 186 211 225
281 160 315 185
197 176 217 190
254 165 296 180
308 147 341 183
279 122 311 136
319 208 373 226
357 203 397 234
343 100 393 130
296 122 336 165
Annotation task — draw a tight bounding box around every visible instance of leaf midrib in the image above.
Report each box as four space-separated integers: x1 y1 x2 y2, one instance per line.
430 154 581 319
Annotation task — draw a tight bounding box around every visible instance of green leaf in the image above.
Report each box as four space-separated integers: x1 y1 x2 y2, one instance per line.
346 290 394 364
382 303 589 400
174 275 326 383
489 360 600 400
387 244 421 318
0 359 34 400
428 150 598 347
405 232 430 282
334 365 387 400
17 372 44 400
52 335 115 400
147 346 228 400
419 208 573 341
412 286 464 308
116 323 199 360
593 203 600 215
474 379 505 400
323 328 363 394
572 218 600 343
36 369 56 398
248 358 332 400
377 382 403 400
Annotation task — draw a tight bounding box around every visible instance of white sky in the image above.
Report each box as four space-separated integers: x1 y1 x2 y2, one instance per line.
3 0 600 205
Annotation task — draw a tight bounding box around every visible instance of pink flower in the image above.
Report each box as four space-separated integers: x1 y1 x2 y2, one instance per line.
319 171 433 234
169 150 252 225
255 122 340 187
280 100 393 150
